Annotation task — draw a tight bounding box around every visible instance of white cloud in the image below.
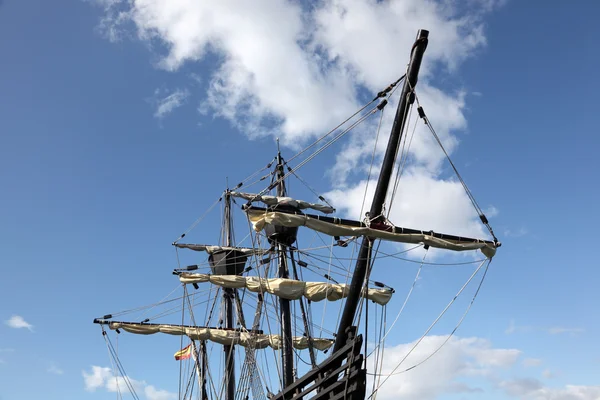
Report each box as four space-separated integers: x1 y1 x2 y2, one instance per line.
370 336 597 399
153 88 189 118
94 0 500 249
5 315 33 331
83 366 112 391
48 364 64 375
371 335 520 399
145 385 177 400
83 366 175 400
95 0 492 143
499 379 600 400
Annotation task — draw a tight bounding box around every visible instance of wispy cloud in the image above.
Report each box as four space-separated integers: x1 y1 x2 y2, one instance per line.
547 327 585 335
505 319 533 335
153 88 189 119
506 320 584 337
5 315 33 332
48 364 64 375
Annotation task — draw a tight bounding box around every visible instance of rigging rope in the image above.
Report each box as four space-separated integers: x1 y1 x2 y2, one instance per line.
368 258 490 397
101 328 141 400
414 95 499 244
286 75 405 165
367 248 428 359
389 260 492 376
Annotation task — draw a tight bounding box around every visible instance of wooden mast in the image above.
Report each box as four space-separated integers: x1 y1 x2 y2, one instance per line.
333 29 430 352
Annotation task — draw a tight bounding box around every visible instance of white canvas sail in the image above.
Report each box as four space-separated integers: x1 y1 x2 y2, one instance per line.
107 322 333 351
246 209 497 258
231 192 335 214
178 273 393 305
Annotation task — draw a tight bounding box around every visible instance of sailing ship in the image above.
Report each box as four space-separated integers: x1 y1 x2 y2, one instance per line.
93 30 500 400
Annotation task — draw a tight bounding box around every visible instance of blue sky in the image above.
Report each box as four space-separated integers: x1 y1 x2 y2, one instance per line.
1 0 598 399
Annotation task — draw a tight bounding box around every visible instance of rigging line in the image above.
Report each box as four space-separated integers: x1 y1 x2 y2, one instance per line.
414 95 498 243
360 100 386 220
103 328 123 400
297 242 422 263
287 97 382 164
173 196 223 243
102 330 141 400
362 72 405 221
379 250 486 266
104 285 200 318
138 289 215 321
237 172 272 192
178 285 187 400
353 238 381 329
135 283 187 322
285 166 335 209
368 258 489 396
388 260 492 376
259 107 380 199
313 230 358 273
243 291 335 335
286 74 405 165
388 100 419 216
320 235 336 340
256 262 284 390
366 248 428 359
182 367 197 400
284 107 379 181
101 287 214 321
295 250 399 285
141 296 213 322
238 157 277 186
371 305 387 400
184 291 201 400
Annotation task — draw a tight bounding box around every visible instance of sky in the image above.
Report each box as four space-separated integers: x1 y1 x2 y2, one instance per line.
0 0 599 399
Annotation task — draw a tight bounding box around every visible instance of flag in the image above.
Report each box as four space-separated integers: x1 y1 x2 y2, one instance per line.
174 344 192 361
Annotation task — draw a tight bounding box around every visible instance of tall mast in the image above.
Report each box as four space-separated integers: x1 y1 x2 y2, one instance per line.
223 192 236 400
333 29 429 352
276 149 295 388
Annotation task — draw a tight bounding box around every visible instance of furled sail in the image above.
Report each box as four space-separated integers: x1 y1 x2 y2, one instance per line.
245 207 498 258
103 321 333 351
173 243 267 256
178 273 393 305
231 192 335 214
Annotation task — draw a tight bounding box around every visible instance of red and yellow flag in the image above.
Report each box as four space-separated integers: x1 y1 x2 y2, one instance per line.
174 344 192 361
